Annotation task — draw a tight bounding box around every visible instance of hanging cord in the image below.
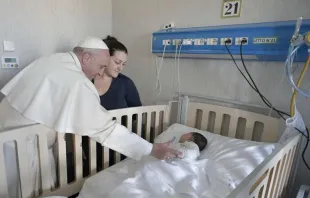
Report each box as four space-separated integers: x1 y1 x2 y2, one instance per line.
173 44 179 94
225 39 310 170
177 43 183 97
156 44 167 95
224 40 289 120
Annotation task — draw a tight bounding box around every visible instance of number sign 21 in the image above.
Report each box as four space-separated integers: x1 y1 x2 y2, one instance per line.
221 0 242 18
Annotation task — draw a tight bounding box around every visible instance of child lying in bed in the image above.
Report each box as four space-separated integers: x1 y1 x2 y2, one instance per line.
169 132 208 160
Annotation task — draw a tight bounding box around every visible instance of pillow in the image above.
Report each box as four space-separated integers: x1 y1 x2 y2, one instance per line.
154 123 277 186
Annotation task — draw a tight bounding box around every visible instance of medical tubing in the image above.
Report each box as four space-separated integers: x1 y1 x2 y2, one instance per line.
290 56 310 116
285 43 310 98
240 43 310 171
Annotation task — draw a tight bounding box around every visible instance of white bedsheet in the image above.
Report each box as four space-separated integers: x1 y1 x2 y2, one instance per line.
77 156 234 198
76 124 276 198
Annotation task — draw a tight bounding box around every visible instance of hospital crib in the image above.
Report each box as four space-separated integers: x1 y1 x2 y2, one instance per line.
0 95 301 198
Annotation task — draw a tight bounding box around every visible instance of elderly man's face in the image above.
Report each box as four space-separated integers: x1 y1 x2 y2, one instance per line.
81 49 110 80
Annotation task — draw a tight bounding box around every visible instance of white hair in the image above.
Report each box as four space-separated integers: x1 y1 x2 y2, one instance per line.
73 47 103 55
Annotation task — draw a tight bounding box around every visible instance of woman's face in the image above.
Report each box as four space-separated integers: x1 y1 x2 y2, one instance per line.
104 51 128 78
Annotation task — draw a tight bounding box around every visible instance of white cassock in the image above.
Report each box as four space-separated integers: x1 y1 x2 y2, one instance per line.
0 52 153 198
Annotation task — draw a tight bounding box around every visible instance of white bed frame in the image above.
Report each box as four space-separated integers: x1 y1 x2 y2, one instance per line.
0 97 301 198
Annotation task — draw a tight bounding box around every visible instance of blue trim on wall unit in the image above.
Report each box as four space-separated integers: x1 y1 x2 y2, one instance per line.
152 20 310 62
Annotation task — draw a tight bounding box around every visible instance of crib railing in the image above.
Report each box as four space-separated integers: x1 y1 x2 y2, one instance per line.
0 102 295 198
227 134 301 198
0 105 170 198
185 102 300 198
186 102 280 142
0 125 53 198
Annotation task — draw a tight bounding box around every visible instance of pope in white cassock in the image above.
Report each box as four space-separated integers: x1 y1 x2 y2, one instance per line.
0 37 181 198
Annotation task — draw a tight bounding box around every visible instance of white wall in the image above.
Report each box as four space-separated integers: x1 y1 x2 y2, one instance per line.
0 0 112 99
112 0 310 196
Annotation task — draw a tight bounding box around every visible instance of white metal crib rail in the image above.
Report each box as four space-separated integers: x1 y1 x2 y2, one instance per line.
185 102 300 198
0 124 52 198
228 134 301 198
186 102 280 142
0 105 170 198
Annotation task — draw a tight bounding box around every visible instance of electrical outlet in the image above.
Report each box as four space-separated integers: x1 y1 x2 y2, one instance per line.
206 38 218 45
220 38 233 45
173 39 182 45
162 22 176 30
182 39 192 45
235 37 249 45
162 40 171 45
194 38 205 45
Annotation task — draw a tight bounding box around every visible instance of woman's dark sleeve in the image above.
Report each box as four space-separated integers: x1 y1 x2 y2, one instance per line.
125 78 142 107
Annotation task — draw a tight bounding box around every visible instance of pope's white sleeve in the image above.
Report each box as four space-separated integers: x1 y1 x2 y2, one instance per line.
75 82 153 161
91 124 153 161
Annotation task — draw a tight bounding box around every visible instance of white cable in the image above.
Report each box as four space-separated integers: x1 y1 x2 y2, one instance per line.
177 43 183 97
173 44 179 93
156 44 167 95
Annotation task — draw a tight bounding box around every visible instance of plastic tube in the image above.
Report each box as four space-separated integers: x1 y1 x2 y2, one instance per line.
285 39 310 98
290 56 310 116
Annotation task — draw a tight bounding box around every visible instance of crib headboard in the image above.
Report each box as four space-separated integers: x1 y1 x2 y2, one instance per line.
185 102 280 143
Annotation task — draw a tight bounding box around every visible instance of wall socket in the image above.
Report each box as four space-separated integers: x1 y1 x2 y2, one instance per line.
220 38 233 45
235 37 249 45
162 40 171 45
173 39 182 45
182 39 192 45
162 22 176 30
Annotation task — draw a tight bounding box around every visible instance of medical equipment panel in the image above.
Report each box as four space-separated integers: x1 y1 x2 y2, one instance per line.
1 56 19 68
152 20 310 62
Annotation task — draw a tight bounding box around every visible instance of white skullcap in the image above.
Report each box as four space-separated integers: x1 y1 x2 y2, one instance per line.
77 36 109 50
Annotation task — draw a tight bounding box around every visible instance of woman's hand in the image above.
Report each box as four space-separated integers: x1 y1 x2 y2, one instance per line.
151 141 183 160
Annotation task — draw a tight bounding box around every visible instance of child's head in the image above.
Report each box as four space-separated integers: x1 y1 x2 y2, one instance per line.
179 132 208 151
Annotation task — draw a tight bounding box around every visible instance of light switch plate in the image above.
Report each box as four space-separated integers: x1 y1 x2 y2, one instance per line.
3 41 15 52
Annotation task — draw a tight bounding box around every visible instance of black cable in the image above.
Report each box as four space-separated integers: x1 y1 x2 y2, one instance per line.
226 39 310 170
239 41 310 141
240 42 290 117
296 127 310 170
224 41 288 120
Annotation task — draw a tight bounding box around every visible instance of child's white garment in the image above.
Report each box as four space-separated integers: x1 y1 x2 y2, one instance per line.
169 141 200 160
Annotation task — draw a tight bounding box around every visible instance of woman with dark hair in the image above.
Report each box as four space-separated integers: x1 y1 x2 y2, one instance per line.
93 36 142 110
82 36 142 175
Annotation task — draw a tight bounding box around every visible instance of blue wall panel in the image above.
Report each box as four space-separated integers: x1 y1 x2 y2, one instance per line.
152 20 310 62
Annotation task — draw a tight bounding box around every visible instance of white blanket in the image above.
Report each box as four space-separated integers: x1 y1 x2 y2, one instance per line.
77 156 234 198
75 124 276 198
